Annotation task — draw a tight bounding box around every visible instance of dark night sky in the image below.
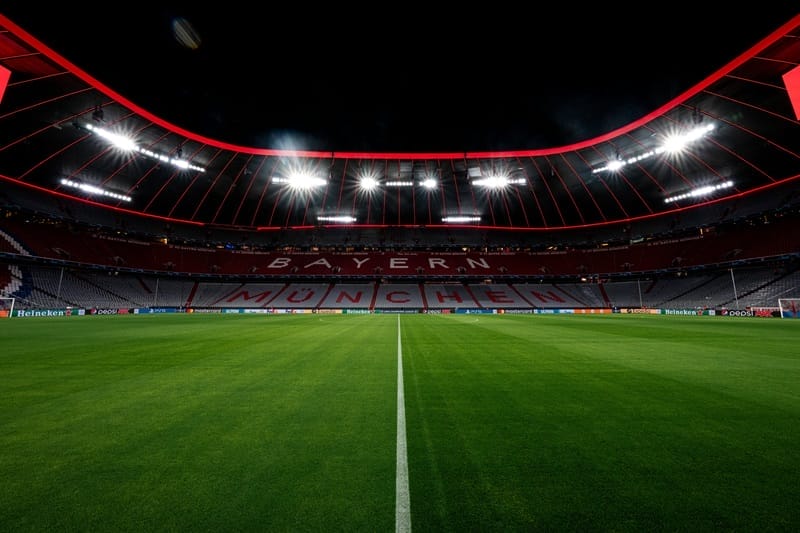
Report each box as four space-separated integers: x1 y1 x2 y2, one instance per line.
4 6 798 152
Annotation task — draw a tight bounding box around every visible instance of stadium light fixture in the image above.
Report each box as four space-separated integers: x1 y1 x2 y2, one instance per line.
472 175 525 188
360 176 379 190
442 215 481 223
318 215 357 223
60 178 132 202
664 180 734 203
80 122 205 172
593 123 715 173
273 172 327 190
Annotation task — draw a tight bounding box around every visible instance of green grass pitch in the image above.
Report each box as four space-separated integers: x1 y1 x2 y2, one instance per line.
1 313 799 531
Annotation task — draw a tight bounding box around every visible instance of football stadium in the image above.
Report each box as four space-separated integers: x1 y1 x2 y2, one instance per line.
1 10 800 531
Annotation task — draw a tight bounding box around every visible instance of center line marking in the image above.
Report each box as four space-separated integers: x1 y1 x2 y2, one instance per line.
395 314 411 532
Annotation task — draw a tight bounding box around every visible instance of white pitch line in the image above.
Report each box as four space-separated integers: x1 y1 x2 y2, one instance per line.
396 314 411 532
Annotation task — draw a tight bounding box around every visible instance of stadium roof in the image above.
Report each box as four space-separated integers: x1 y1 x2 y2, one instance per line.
1 12 800 232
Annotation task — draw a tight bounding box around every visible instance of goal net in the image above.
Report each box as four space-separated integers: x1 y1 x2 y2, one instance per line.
778 298 800 318
0 296 15 318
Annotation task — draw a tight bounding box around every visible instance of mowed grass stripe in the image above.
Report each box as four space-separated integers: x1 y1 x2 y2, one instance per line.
402 313 800 531
0 314 398 531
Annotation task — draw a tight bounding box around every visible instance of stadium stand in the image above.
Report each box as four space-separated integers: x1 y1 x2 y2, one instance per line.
1 12 800 314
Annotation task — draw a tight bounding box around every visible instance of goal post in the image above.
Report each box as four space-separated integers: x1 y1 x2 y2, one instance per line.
778 298 800 318
0 296 15 318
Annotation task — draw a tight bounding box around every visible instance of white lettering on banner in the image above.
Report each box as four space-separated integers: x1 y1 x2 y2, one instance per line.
263 254 496 272
353 257 370 269
389 258 409 269
13 309 66 317
304 258 332 269
466 257 490 269
428 258 447 269
267 258 291 268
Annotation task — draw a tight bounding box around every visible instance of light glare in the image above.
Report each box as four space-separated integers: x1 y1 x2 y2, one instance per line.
442 215 481 223
664 180 733 203
60 178 131 202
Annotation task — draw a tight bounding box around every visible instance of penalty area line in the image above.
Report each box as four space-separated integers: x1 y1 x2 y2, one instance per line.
396 314 411 532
